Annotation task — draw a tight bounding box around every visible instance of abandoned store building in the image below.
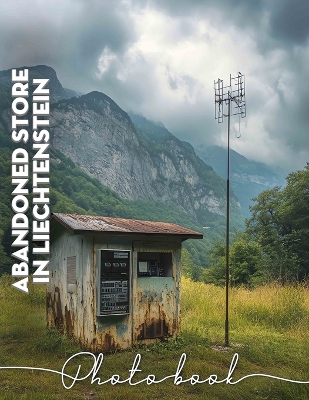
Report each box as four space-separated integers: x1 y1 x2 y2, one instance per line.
48 213 203 352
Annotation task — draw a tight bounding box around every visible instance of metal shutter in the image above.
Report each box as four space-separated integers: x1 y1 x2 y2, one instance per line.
67 256 76 285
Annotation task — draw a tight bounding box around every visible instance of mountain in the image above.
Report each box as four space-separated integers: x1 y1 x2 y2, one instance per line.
0 64 81 103
196 144 287 218
49 91 243 229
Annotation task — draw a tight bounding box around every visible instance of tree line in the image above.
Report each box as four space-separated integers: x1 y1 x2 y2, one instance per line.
183 163 309 286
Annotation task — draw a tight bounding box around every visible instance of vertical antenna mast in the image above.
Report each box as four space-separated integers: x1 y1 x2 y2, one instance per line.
214 72 246 347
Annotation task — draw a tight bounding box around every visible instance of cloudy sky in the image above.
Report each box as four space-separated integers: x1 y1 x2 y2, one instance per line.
1 0 309 172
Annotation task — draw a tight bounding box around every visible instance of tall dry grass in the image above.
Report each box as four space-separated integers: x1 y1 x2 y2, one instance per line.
181 277 309 342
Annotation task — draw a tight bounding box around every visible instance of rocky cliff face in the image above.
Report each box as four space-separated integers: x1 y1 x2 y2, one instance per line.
0 65 81 103
50 91 239 221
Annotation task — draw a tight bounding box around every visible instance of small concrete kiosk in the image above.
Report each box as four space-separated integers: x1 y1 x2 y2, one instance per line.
48 213 203 352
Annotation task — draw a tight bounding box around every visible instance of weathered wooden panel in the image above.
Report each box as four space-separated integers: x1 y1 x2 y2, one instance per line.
47 225 95 348
131 240 181 344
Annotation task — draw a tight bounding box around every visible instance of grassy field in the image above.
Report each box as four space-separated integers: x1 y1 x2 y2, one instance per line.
1 275 309 399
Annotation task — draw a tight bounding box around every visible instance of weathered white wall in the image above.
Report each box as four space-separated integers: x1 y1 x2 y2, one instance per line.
48 224 182 351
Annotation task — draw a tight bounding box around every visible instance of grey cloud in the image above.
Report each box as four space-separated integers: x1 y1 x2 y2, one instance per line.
0 0 136 93
269 0 309 45
262 46 309 154
166 66 178 91
134 0 309 48
89 54 159 113
133 0 265 33
134 0 264 19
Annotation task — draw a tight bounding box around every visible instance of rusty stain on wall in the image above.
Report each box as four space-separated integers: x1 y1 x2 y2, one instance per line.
65 306 74 336
137 306 170 340
46 287 64 333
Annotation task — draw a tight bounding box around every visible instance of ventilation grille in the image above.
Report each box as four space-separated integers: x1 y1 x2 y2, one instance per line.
67 256 76 285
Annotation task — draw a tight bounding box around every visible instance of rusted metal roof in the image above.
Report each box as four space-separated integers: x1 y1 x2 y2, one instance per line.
51 213 203 239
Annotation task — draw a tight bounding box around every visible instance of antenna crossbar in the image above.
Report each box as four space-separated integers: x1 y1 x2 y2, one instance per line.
214 72 246 123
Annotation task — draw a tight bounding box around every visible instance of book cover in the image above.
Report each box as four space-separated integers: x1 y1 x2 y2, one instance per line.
0 1 309 399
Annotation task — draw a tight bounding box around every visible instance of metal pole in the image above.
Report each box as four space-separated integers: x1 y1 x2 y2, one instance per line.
225 80 231 348
214 72 246 347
